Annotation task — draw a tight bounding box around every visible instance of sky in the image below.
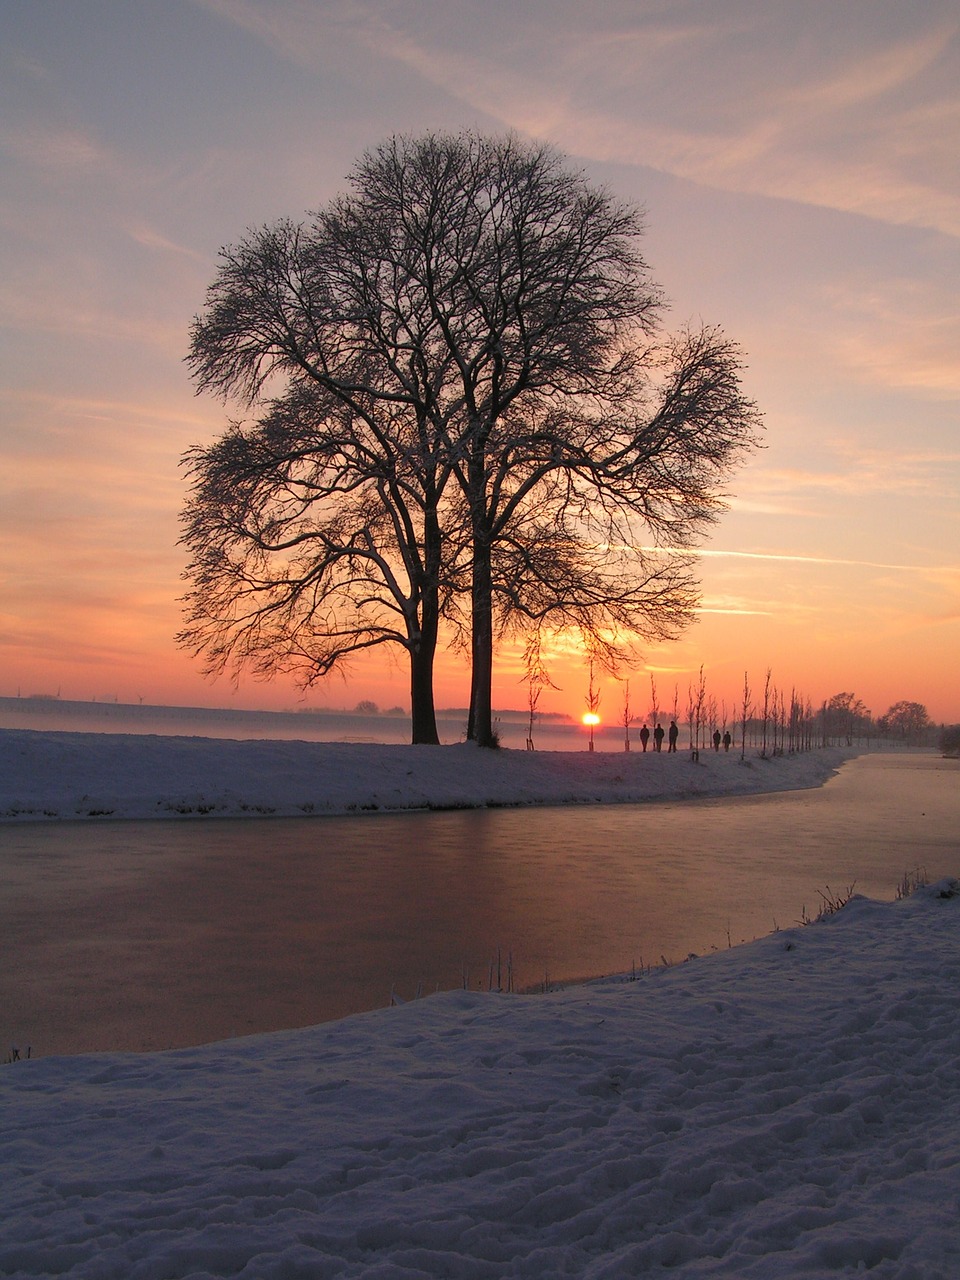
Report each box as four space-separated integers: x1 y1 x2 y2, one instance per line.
1 0 958 726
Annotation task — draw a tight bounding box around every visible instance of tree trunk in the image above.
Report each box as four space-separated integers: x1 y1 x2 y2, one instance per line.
409 632 440 745
410 513 442 746
467 529 496 747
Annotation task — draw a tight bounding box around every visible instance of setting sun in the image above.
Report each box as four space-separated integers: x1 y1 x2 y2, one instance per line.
582 712 601 727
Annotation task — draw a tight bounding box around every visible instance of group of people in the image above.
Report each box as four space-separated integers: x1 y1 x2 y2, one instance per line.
636 722 733 753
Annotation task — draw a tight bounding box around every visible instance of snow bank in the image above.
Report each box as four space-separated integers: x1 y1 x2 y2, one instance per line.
0 728 854 822
2 881 958 1278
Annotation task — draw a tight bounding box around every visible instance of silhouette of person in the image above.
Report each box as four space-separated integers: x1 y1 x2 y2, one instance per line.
653 723 664 752
639 724 650 752
722 731 732 752
713 729 722 752
668 720 678 752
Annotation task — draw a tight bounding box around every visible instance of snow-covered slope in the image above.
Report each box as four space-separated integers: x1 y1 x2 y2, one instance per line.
2 881 958 1278
0 728 853 822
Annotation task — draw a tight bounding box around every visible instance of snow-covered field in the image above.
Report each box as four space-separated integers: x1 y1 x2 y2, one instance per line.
0 727 854 821
2 731 958 1278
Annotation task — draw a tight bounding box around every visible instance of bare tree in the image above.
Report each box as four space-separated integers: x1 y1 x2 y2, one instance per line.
585 658 601 752
525 675 541 752
760 668 772 758
187 132 760 746
522 635 554 751
649 674 660 733
688 665 706 761
706 694 719 750
740 670 752 761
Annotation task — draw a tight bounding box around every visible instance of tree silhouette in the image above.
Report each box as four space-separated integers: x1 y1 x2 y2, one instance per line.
185 132 761 745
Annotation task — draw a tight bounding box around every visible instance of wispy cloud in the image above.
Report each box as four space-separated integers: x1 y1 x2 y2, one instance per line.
0 121 112 171
0 278 192 355
124 222 207 260
273 1 960 239
733 446 960 507
682 547 947 574
696 603 773 617
816 278 960 399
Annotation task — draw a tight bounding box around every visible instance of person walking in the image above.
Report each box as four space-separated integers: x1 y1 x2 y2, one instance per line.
653 723 664 752
668 720 678 752
722 730 732 752
713 729 722 752
639 724 650 752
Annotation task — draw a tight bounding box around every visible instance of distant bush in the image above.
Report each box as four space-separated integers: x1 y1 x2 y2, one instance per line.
939 724 960 757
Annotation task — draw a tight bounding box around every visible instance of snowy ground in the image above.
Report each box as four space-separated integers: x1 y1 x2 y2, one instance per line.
0 728 855 822
2 731 958 1278
2 880 958 1279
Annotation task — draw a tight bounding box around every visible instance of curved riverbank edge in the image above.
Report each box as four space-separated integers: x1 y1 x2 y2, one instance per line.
0 728 861 822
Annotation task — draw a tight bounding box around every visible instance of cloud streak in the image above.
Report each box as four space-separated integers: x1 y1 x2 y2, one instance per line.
279 1 960 237
682 547 953 575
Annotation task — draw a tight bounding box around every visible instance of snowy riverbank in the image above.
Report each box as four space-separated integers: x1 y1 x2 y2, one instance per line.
0 728 855 822
3 731 957 1277
3 880 958 1278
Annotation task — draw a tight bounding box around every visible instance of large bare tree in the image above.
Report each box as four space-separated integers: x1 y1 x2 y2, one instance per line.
186 132 760 746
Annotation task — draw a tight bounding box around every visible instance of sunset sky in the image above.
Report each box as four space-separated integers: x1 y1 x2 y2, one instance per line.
2 0 958 727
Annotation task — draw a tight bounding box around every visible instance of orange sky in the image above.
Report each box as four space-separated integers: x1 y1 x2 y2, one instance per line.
2 2 959 726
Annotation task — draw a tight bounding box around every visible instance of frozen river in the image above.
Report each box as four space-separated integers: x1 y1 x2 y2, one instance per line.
2 752 957 1057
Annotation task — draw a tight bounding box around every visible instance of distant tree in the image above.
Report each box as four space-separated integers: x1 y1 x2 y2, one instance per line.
649 674 660 731
740 670 752 761
760 668 772 758
771 685 783 755
824 692 870 746
522 637 554 752
525 676 541 752
584 658 601 752
881 700 931 744
687 665 706 761
939 724 960 756
787 687 807 753
354 700 379 715
621 678 633 752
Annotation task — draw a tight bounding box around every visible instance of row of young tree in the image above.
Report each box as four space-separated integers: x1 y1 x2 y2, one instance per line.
180 132 761 746
530 668 937 756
